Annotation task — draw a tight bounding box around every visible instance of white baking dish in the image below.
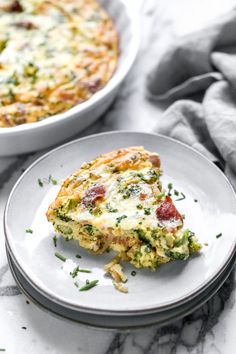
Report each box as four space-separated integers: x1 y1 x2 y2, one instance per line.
0 0 139 156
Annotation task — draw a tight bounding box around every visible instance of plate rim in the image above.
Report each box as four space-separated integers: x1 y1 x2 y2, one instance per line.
4 130 236 315
6 244 236 330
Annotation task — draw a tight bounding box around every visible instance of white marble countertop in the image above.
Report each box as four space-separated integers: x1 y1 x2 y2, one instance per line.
0 0 235 353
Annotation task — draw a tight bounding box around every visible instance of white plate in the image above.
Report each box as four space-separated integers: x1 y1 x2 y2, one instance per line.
0 0 139 156
4 132 236 315
7 245 236 330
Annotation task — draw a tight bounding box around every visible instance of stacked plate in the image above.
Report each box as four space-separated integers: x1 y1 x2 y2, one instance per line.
4 132 236 330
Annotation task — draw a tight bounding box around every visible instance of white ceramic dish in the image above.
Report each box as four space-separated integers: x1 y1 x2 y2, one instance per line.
6 246 235 330
0 0 139 156
4 132 236 316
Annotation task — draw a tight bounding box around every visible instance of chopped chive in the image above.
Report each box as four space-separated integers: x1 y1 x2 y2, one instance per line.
216 233 222 239
174 189 179 196
144 208 151 215
78 269 92 273
42 175 58 185
38 178 43 187
70 266 91 278
52 235 57 247
70 266 92 278
131 271 136 276
175 192 186 201
25 228 33 234
0 350 6 352
116 215 127 226
50 176 58 185
167 183 173 196
76 254 82 259
74 281 79 288
79 280 99 291
70 266 80 278
86 279 90 284
55 252 66 262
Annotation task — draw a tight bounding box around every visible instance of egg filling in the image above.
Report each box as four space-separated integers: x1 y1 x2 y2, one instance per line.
47 147 201 272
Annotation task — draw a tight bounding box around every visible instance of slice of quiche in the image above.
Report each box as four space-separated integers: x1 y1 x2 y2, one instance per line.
47 147 201 285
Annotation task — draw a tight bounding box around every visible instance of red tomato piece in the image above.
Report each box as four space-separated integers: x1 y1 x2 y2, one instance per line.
156 196 182 221
82 185 105 207
149 155 161 168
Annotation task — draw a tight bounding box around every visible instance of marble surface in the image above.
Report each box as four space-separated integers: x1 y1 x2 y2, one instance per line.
0 0 236 353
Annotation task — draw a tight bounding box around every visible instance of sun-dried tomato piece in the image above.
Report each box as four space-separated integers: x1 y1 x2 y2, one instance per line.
82 185 105 208
6 0 23 12
149 154 161 168
156 196 182 222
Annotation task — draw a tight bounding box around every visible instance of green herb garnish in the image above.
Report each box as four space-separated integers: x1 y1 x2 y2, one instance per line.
70 266 91 278
41 175 58 185
84 224 94 236
106 203 118 213
25 228 33 234
70 266 80 278
174 190 179 196
120 184 141 199
175 192 186 201
50 176 58 185
136 229 150 244
8 88 15 100
76 254 82 259
131 271 136 276
52 235 57 247
165 250 188 261
0 349 6 352
136 204 143 210
55 252 66 262
79 269 92 273
79 280 99 291
38 178 43 187
116 215 127 226
167 183 173 196
144 208 151 215
216 233 222 239
137 170 159 184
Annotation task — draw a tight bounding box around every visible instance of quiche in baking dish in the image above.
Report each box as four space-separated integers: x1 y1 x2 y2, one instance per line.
0 0 118 127
47 147 201 289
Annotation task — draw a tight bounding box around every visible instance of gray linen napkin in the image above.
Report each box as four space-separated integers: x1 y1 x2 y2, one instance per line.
147 9 236 188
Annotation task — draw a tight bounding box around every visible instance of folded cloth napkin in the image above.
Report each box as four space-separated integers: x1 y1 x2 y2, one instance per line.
147 9 236 188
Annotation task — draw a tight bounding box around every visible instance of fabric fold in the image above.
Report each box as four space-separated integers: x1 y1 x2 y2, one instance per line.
147 9 236 187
